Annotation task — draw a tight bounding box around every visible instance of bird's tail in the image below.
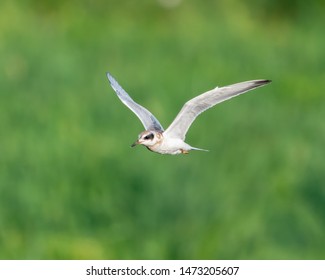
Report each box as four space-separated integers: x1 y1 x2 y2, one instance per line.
191 146 209 152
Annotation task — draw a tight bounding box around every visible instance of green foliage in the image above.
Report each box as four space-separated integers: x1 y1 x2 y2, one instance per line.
0 0 324 259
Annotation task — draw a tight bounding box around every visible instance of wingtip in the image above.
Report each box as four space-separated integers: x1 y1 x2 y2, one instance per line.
250 79 272 90
257 79 272 85
106 72 115 86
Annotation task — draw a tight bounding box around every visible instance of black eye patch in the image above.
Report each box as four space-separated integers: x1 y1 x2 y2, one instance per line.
144 133 154 140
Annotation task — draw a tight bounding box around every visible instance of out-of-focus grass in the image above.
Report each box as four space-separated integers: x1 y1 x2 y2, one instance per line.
0 0 324 259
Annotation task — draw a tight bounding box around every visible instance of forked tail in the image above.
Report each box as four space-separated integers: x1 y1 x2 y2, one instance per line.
191 146 209 152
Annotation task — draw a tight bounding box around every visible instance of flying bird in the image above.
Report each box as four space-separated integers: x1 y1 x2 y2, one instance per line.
106 72 271 155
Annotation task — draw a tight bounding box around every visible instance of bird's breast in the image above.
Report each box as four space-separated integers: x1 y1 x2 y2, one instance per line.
147 137 188 155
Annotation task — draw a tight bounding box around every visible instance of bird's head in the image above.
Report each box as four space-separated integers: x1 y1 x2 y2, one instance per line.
131 130 162 148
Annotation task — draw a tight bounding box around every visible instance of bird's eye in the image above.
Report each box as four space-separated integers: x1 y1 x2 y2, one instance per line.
144 133 154 140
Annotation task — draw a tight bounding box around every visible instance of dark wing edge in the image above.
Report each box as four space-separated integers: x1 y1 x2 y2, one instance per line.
164 79 271 140
106 72 164 131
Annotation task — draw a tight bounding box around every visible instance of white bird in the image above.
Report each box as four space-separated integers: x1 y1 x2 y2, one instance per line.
106 72 271 155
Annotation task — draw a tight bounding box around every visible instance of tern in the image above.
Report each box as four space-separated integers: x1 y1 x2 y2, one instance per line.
106 72 271 155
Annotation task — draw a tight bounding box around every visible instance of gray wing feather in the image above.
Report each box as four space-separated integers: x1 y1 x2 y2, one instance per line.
164 79 271 140
106 72 164 131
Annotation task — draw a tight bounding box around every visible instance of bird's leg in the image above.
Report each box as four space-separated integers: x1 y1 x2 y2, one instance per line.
181 149 189 154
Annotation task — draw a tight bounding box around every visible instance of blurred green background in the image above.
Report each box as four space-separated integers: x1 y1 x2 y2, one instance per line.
0 0 324 259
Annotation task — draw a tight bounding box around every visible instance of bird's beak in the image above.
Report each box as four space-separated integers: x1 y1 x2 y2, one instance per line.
131 140 140 147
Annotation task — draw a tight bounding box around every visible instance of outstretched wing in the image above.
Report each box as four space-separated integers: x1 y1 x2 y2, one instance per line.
164 79 271 140
106 72 164 131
